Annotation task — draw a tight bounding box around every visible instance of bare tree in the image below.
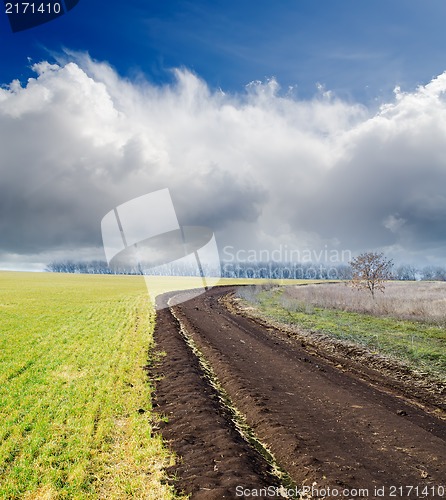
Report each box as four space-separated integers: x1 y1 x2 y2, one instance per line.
350 252 393 299
396 264 418 281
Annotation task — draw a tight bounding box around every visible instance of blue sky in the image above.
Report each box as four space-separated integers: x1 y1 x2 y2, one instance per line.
2 1 446 270
2 0 446 101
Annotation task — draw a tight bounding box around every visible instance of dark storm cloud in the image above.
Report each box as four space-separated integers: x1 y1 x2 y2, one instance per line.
1 57 446 268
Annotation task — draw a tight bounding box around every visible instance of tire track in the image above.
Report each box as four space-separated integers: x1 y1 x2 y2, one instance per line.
150 292 285 499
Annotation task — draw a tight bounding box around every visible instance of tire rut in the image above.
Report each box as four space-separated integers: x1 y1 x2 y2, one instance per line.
150 292 285 499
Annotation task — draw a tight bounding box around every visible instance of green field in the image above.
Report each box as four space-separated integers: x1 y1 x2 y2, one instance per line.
6 273 442 496
0 272 181 500
0 273 320 499
6 272 443 498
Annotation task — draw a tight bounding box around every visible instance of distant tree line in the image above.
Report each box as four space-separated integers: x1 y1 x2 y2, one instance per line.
45 259 446 281
46 260 115 274
395 264 446 281
220 262 353 280
45 260 220 276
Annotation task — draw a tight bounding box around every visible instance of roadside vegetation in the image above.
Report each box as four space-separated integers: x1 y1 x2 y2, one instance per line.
0 272 183 500
237 281 446 382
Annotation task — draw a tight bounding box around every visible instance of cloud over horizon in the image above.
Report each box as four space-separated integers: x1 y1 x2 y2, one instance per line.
1 55 446 269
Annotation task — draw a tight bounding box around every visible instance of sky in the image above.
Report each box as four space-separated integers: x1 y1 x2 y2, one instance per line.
1 0 446 270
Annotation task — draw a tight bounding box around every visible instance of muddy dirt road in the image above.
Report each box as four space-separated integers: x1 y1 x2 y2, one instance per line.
151 288 446 499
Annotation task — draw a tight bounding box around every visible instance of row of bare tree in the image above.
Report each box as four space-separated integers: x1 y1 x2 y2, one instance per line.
46 255 446 283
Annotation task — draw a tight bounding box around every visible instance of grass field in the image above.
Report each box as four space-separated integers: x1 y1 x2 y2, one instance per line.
282 281 446 325
0 272 312 499
238 282 446 382
0 272 183 500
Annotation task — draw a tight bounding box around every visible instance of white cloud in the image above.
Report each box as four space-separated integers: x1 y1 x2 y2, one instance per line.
1 55 446 269
383 214 406 233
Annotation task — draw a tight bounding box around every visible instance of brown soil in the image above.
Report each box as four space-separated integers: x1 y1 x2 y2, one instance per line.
150 292 283 499
151 288 446 499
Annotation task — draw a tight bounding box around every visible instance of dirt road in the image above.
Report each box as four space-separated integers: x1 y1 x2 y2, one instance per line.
151 287 446 499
